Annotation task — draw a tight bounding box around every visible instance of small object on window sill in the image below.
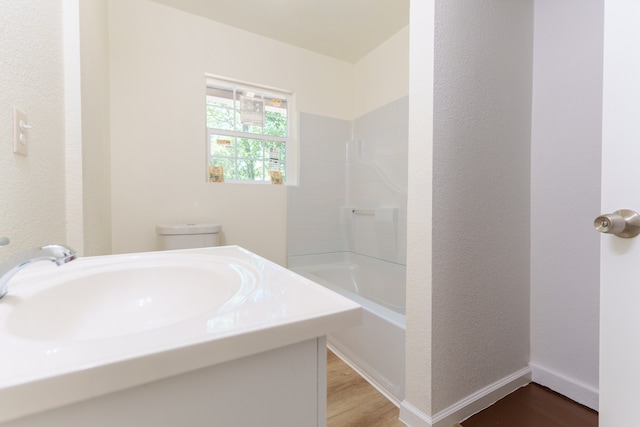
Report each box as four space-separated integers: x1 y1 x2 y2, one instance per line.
209 166 224 183
270 171 283 185
240 95 265 127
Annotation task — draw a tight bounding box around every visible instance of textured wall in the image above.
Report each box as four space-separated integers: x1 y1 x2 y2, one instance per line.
430 0 533 413
0 1 67 256
530 0 602 409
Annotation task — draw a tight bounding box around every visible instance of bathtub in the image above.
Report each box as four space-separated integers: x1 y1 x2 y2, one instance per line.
288 251 406 403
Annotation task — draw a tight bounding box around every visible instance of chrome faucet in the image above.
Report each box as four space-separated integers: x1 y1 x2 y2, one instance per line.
0 243 76 299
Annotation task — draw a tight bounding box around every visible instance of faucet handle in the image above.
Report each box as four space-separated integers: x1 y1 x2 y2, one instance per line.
0 237 9 247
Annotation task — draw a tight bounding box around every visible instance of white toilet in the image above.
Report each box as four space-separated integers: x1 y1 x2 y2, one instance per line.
156 223 222 250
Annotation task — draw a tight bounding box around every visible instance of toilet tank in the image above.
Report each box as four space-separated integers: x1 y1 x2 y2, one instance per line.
156 223 221 250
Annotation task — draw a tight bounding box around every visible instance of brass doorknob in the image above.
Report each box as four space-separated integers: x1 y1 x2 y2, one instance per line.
594 209 640 238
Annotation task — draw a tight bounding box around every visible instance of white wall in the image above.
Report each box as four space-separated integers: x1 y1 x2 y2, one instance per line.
0 1 68 256
530 0 602 410
108 0 354 264
353 26 409 119
404 1 533 424
63 0 85 255
403 0 435 420
79 0 112 256
431 0 533 413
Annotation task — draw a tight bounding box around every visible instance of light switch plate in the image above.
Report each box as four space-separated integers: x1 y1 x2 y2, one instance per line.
13 107 28 156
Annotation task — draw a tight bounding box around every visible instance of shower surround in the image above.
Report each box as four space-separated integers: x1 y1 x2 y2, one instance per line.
287 96 408 265
287 96 408 401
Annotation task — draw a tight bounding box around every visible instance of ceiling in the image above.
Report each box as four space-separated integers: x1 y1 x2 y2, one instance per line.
149 0 409 63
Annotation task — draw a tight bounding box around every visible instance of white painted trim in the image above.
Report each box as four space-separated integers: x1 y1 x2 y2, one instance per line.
62 0 85 255
399 367 531 427
530 362 599 411
399 400 432 426
317 337 327 427
205 73 294 96
432 367 531 427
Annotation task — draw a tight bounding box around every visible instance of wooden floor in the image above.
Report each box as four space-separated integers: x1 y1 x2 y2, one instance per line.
327 351 597 427
460 383 598 427
327 349 405 427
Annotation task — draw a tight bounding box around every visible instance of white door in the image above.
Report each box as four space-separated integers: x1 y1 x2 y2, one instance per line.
599 1 640 425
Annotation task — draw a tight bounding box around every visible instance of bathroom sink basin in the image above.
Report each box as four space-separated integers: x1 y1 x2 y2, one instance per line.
5 254 257 341
0 246 361 425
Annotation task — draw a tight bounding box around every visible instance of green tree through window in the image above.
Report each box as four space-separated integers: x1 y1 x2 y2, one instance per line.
206 79 291 183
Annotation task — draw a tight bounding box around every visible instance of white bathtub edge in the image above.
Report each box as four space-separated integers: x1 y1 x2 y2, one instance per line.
294 269 406 328
289 251 407 406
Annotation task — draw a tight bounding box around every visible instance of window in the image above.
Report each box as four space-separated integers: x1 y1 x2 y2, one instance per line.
205 76 296 184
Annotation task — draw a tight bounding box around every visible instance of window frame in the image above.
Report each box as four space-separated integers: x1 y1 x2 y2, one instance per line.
205 74 298 185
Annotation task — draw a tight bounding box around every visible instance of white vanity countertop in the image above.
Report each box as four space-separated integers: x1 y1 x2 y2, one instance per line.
0 246 361 424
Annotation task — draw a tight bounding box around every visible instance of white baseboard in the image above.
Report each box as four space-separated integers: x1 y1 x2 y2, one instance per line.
399 367 531 427
399 400 432 427
529 362 599 411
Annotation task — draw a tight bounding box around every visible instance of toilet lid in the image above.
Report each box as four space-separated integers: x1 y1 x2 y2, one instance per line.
156 223 221 235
